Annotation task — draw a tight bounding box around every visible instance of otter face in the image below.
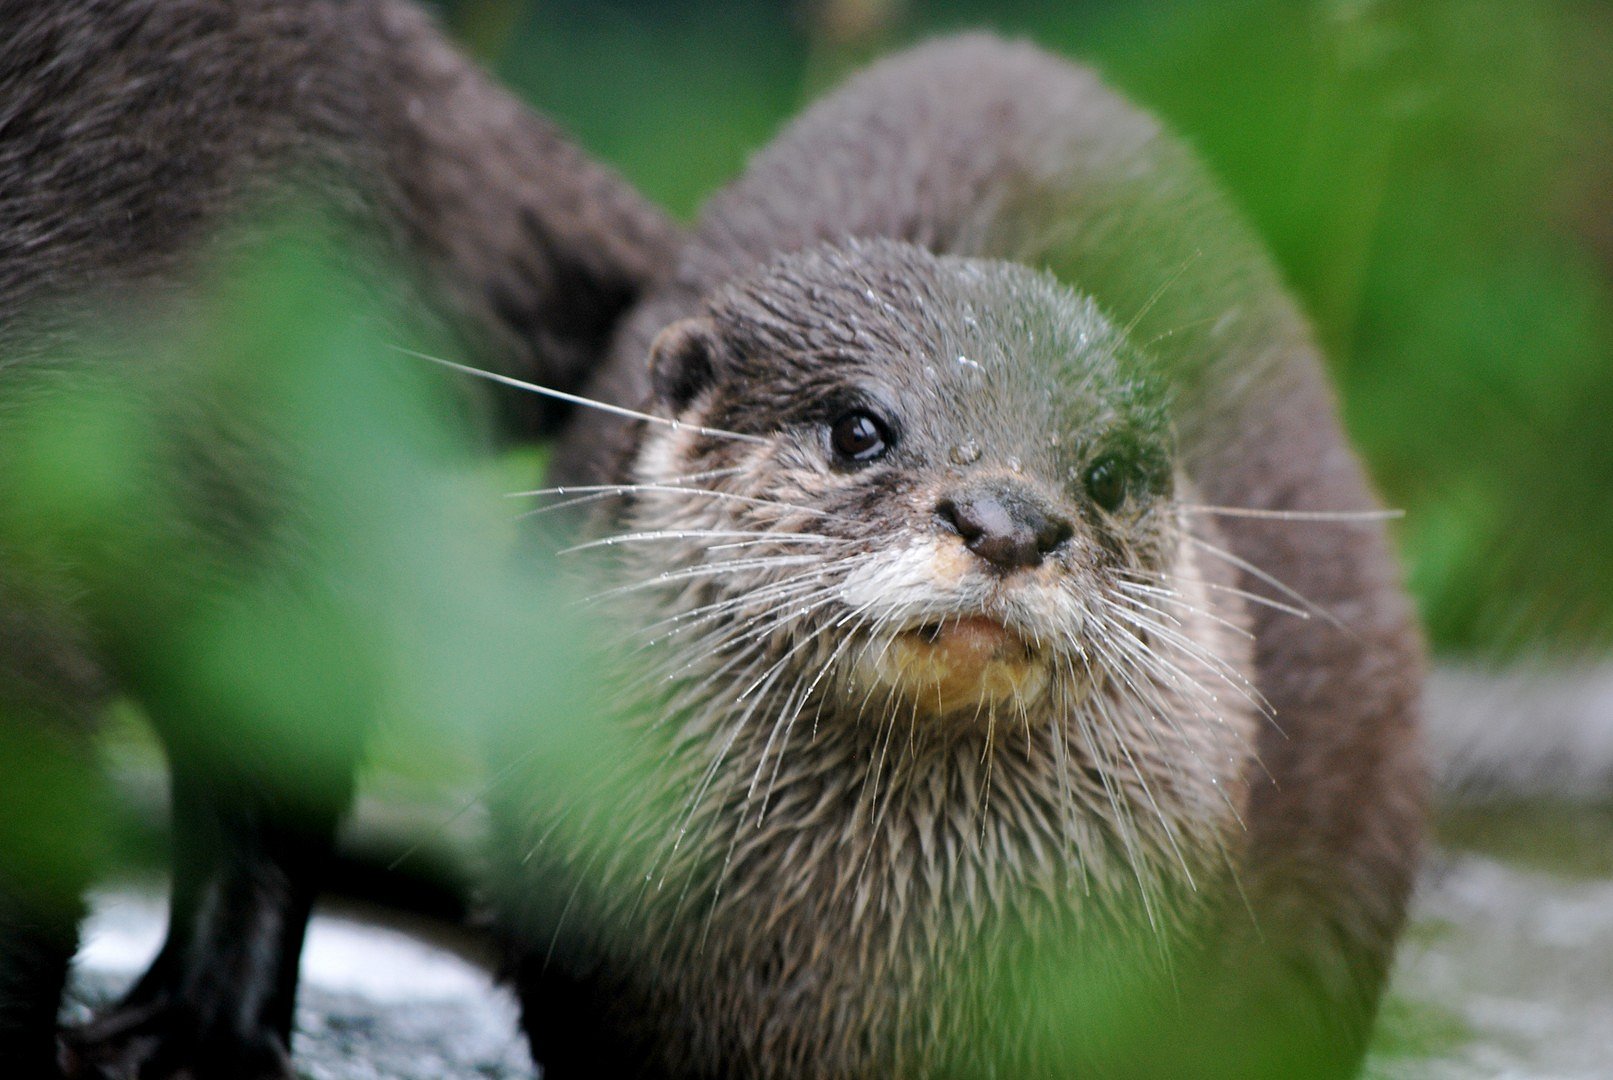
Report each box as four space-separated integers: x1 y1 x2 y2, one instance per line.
624 239 1235 740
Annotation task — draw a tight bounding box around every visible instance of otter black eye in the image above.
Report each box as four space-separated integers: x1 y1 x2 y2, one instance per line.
1083 455 1129 512
829 411 892 463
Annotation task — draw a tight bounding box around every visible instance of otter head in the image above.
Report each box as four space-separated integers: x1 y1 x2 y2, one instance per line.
623 238 1249 759
576 240 1259 1070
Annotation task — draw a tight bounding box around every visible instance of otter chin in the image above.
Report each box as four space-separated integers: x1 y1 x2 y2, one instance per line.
863 614 1049 719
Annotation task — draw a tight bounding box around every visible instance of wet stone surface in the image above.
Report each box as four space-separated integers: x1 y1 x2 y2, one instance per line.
69 838 1613 1080
68 891 534 1080
1367 810 1613 1080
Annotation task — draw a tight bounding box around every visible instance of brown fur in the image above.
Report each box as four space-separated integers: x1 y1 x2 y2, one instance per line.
514 34 1426 1079
0 0 679 432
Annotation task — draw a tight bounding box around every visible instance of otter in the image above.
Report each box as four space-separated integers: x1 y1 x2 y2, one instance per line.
498 34 1425 1079
0 2 678 1077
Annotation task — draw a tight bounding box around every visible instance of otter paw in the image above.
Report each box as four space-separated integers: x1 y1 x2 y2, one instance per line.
59 1005 294 1080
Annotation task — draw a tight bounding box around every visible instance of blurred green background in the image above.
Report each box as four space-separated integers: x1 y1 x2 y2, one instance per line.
430 0 1613 659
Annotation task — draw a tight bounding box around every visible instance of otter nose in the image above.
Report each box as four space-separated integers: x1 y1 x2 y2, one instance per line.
935 485 1073 571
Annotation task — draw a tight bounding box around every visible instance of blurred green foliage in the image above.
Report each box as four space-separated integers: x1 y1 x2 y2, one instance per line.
432 0 1613 657
0 216 617 891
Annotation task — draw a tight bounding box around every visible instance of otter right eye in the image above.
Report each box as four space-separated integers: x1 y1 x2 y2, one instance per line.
1083 455 1129 513
829 412 892 463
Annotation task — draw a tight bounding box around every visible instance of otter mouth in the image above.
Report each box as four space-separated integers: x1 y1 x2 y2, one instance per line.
901 615 1039 662
861 613 1050 719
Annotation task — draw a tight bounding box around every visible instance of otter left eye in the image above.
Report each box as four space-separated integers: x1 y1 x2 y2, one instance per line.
829 411 892 462
1083 455 1129 512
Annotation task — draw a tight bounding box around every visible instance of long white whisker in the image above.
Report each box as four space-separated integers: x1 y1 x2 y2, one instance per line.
1186 535 1344 629
506 466 741 499
1178 503 1403 523
562 529 844 556
393 345 768 444
526 484 855 526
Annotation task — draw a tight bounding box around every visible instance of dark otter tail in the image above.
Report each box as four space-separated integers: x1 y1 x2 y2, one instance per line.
0 0 681 434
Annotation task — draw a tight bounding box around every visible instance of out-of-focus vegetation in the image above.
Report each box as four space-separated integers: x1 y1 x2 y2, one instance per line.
0 218 615 905
432 0 1613 658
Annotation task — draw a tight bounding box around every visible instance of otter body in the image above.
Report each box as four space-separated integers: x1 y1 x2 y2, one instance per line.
508 36 1424 1079
0 2 677 1076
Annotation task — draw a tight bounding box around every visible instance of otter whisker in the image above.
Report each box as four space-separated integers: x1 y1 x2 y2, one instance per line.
1084 607 1210 762
634 570 846 646
1079 605 1221 789
672 564 847 648
745 673 817 818
393 345 769 445
1089 612 1263 799
1114 580 1255 641
634 579 850 706
853 678 919 895
697 656 828 943
1177 503 1404 523
1066 670 1162 932
704 536 846 554
1184 535 1345 629
1193 579 1312 621
562 528 845 556
658 660 789 889
588 553 826 603
1043 659 1086 881
734 588 862 702
525 484 858 525
1091 685 1198 892
639 629 817 906
636 572 839 645
1134 313 1225 353
1086 608 1255 827
788 592 891 746
977 705 999 841
1095 594 1271 718
1121 248 1202 339
1090 601 1218 704
506 466 742 499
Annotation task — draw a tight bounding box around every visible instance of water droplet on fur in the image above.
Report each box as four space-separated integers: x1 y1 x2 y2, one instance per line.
1008 456 1023 473
949 439 982 465
956 354 982 371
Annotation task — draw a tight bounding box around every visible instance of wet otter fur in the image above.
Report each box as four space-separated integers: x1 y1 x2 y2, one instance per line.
506 34 1425 1079
0 2 677 1076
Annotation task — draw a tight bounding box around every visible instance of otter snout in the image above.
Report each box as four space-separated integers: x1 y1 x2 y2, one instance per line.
935 482 1072 571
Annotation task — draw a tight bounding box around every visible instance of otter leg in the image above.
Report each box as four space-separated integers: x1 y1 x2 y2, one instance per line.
0 876 81 1079
60 744 353 1080
0 610 107 1079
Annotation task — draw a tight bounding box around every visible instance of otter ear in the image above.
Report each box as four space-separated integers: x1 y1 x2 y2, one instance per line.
648 317 720 412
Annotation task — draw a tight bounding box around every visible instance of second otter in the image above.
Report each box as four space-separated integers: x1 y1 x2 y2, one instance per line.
502 34 1425 1080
